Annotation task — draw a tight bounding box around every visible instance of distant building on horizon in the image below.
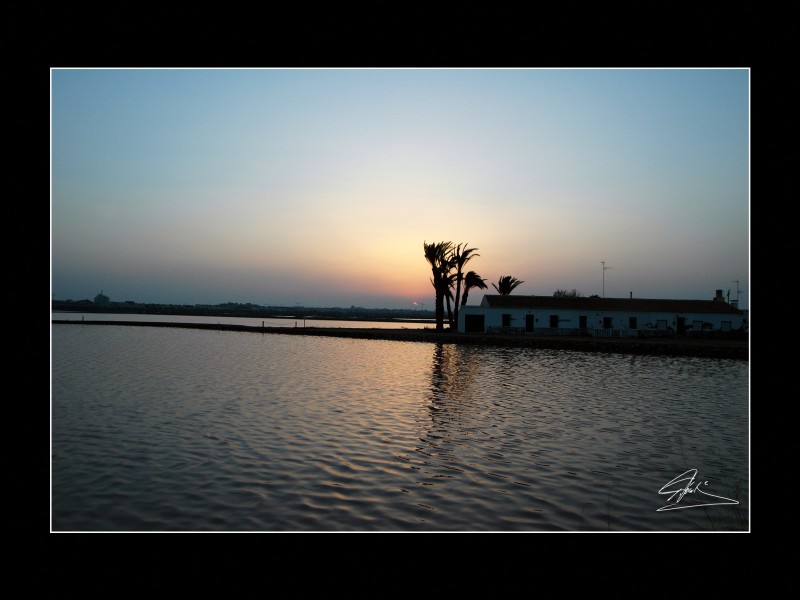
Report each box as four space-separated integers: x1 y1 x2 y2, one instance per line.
93 290 110 306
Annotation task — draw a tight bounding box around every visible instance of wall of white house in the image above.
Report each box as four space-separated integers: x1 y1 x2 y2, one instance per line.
457 306 744 334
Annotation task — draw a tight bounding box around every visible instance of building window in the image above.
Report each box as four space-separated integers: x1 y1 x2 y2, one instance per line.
549 315 558 328
629 317 637 329
579 315 587 329
502 314 511 327
603 317 613 329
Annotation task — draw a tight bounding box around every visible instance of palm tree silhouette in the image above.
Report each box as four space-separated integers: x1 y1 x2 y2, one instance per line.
460 271 488 306
424 241 454 331
492 275 524 295
444 270 458 329
451 243 480 328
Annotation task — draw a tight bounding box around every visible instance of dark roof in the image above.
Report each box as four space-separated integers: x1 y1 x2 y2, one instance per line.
481 295 743 315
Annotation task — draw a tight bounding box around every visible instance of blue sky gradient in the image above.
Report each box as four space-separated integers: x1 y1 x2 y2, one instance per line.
51 68 749 309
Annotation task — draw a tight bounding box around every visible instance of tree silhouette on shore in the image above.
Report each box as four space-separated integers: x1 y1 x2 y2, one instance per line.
553 288 583 297
424 241 487 331
461 271 488 307
424 241 453 331
451 243 480 329
492 275 524 295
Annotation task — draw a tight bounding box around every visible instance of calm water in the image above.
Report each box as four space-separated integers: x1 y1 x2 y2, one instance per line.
51 323 749 531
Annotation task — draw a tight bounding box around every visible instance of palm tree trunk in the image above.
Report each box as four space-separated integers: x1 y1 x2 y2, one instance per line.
445 293 454 329
453 276 462 328
435 282 445 331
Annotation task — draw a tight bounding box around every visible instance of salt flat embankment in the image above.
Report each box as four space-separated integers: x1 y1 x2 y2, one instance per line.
52 320 749 360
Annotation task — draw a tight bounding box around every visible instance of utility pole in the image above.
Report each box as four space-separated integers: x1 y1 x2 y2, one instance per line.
601 261 612 298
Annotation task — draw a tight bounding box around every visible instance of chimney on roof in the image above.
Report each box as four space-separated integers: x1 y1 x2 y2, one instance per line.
714 289 724 302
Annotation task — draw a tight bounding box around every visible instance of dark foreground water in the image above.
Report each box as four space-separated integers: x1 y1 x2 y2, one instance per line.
51 324 749 531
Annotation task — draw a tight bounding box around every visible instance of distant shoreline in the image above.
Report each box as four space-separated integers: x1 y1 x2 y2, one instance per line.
50 304 436 324
52 319 749 361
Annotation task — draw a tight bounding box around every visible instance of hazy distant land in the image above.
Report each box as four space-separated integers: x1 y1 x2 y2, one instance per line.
50 300 435 324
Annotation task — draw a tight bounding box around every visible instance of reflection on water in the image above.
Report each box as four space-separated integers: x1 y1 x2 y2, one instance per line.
51 325 748 531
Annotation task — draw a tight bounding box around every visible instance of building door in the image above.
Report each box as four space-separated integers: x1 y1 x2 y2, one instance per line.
464 314 485 333
525 314 534 333
677 317 686 336
603 317 613 329
579 315 587 329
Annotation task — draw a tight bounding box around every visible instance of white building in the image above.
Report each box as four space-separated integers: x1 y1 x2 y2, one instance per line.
458 291 745 337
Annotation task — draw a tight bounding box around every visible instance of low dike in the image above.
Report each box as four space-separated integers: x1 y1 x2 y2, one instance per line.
52 319 749 360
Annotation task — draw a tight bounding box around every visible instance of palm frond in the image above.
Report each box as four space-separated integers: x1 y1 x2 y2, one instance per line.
492 275 524 295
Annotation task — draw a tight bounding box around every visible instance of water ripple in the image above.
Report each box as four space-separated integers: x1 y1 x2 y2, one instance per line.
52 325 749 531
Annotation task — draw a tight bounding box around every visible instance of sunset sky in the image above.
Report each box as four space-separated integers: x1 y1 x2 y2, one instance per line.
51 68 749 309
